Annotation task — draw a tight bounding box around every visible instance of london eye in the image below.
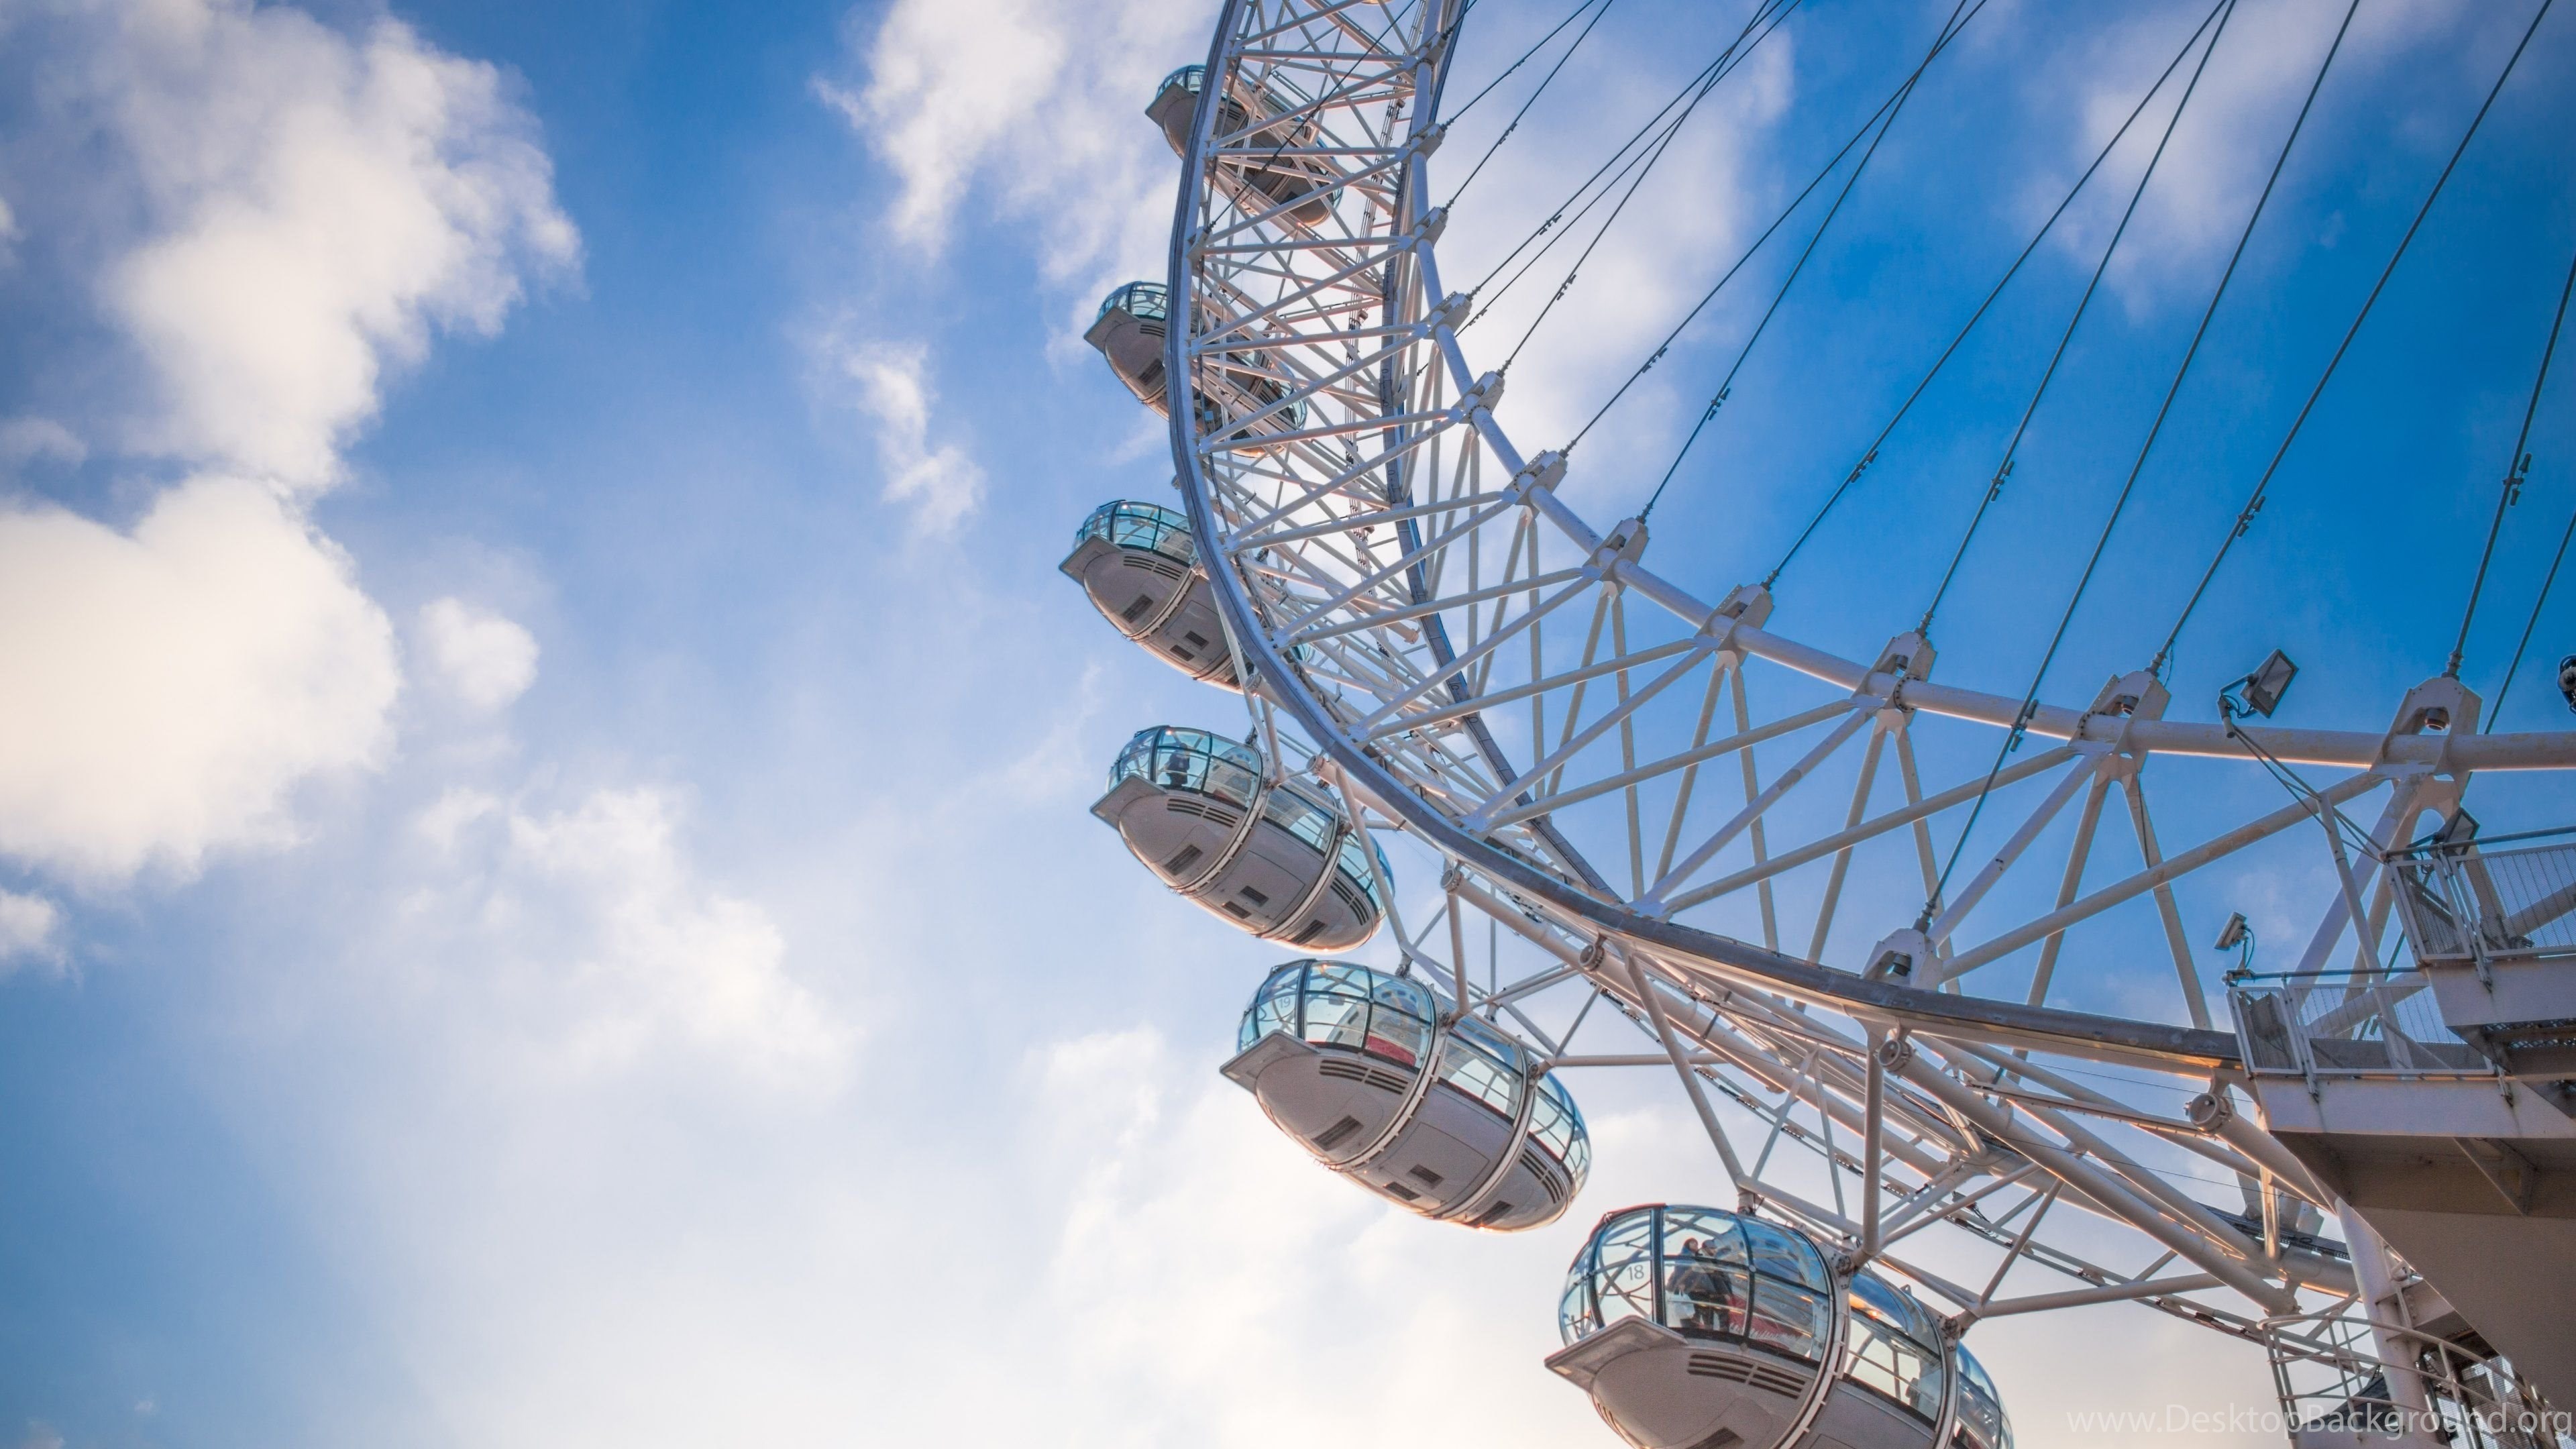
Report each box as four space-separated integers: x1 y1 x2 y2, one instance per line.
1063 2 2576 1445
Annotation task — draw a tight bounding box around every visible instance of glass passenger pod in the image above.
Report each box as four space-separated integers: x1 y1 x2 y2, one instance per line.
1220 959 1591 1231
1551 1205 2004 1449
1083 280 1308 439
1949 1343 2013 1449
1144 63 1332 225
1089 727 1384 951
1059 502 1238 688
1085 281 1171 411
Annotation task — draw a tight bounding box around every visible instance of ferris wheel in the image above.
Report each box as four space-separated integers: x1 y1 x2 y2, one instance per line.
1059 2 2576 1446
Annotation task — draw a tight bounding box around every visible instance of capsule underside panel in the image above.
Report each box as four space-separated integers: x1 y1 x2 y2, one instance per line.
1232 1034 1411 1165
1084 309 1168 411
1360 1087 1570 1230
1093 780 1375 950
1061 537 1238 686
1149 80 1329 223
1580 1339 1951 1449
1801 1380 1941 1449
1233 1035 1576 1230
1556 1318 1816 1449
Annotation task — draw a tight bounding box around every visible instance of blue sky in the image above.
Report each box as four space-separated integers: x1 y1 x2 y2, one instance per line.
1 0 2570 1446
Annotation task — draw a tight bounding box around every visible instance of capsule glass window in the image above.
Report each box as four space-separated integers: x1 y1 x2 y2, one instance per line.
1527 1074 1589 1175
1236 960 1434 1069
1564 1208 1660 1340
1261 786 1338 853
1658 1213 1752 1341
1957 1346 2012 1449
1844 1273 1949 1422
1437 1018 1525 1118
1077 500 1194 564
1111 727 1260 806
1301 960 1432 1065
1559 1206 1831 1364
1099 280 1169 325
1240 968 1301 1051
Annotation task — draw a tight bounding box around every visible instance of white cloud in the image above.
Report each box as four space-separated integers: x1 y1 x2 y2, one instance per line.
0 416 85 469
418 597 539 712
0 0 578 884
0 476 398 881
411 786 851 1085
1442 33 1796 460
0 888 63 971
60 0 580 490
1026 1026 1608 1448
2036 0 2473 307
817 333 986 533
826 0 1199 297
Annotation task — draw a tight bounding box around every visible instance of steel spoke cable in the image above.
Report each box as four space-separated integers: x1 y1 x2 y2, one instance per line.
1462 0 1796 313
1495 0 1807 370
1562 2 1986 454
1464 75 1726 325
1442 0 1591 125
2155 0 2558 672
1638 0 1978 522
1919 0 2243 920
2489 484 2576 728
1933 0 2365 908
1916 0 2235 643
2446 242 2576 680
1445 0 1619 207
1763 0 2235 590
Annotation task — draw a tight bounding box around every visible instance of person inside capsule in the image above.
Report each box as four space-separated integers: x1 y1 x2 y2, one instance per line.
1672 1237 1735 1337
1553 1203 2013 1449
1091 729 1386 950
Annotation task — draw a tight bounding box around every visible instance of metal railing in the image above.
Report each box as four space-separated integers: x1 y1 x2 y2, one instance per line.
2231 968 2488 1079
2390 828 2576 971
2267 1303 2573 1449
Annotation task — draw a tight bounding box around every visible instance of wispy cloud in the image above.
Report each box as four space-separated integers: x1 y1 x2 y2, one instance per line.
2033 0 2483 309
418 597 541 713
0 888 63 973
0 0 576 884
69 0 579 490
408 784 853 1087
814 333 987 534
0 416 85 470
0 476 398 881
820 0 1203 326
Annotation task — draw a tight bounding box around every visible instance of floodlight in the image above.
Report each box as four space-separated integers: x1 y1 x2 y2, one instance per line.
2213 912 2250 952
2432 808 2479 849
2239 649 2298 718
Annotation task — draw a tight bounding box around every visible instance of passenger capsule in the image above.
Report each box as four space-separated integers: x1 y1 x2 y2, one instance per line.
1087 281 1171 411
1090 727 1383 949
1085 280 1305 435
1222 959 1590 1230
1060 501 1237 688
1550 1205 2016 1449
1145 64 1332 225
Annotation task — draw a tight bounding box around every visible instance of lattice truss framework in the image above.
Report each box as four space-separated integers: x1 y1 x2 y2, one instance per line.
1149 0 2576 1421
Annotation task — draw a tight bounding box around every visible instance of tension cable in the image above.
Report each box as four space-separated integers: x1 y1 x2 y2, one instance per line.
2153 0 2557 672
